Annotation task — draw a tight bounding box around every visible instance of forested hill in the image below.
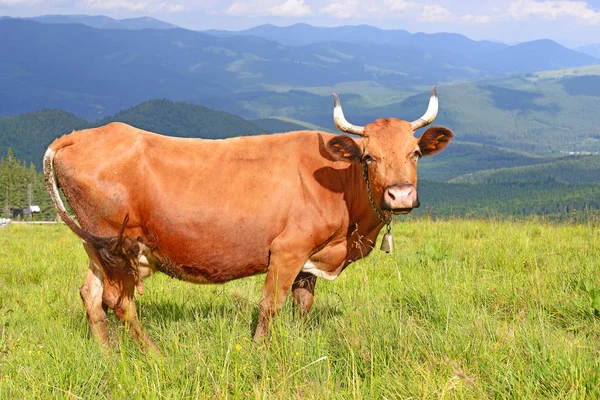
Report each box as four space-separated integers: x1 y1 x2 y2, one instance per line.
98 100 266 140
0 109 88 171
0 99 267 169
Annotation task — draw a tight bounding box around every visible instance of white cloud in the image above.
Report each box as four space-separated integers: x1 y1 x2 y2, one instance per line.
150 3 184 12
461 14 494 23
82 0 149 11
226 2 251 16
386 0 417 12
319 0 387 18
509 0 600 24
270 0 311 16
227 0 311 17
320 0 361 18
79 0 185 12
420 4 454 22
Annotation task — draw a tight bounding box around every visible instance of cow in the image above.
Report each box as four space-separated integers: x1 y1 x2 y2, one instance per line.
43 87 453 351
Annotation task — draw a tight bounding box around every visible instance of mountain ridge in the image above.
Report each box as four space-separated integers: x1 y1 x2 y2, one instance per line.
0 14 178 30
1 18 598 122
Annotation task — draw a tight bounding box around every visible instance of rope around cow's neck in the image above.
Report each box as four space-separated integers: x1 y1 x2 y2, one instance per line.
361 161 392 235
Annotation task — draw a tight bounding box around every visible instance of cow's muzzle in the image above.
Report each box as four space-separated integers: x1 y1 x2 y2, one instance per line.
382 184 420 213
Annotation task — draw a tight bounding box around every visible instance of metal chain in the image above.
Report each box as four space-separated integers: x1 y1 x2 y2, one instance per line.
362 161 391 231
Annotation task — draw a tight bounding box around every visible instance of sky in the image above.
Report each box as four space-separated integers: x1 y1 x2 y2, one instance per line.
1 0 600 47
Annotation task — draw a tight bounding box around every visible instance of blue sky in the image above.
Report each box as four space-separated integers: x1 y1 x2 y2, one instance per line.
2 0 600 46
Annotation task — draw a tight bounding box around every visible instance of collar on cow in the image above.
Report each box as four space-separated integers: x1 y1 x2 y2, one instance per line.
361 161 392 233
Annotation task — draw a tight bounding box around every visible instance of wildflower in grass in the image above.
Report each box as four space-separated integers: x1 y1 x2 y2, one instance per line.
235 344 242 351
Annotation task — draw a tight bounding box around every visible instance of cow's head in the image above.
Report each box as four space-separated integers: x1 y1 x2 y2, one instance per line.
326 87 453 214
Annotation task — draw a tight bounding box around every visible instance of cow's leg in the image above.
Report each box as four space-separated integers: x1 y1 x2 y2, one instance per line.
254 238 309 341
80 243 110 346
102 275 159 354
291 272 317 315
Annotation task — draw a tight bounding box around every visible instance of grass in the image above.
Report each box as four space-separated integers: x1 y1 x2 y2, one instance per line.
0 219 599 398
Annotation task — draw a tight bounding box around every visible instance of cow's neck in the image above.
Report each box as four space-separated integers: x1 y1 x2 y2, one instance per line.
344 162 388 258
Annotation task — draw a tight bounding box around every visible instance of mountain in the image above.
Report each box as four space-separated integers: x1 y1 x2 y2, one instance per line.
206 23 412 46
1 18 598 122
484 40 598 74
206 23 507 60
1 100 267 169
2 15 178 30
576 43 600 59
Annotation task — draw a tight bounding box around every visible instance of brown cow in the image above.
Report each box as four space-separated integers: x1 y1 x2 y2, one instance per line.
43 87 452 350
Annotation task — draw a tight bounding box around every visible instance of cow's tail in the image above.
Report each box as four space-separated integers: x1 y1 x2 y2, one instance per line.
42 138 93 242
43 140 142 286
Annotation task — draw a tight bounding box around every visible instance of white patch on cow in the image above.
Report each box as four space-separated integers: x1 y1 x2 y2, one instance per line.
136 249 155 281
88 264 104 305
43 148 69 215
301 260 339 281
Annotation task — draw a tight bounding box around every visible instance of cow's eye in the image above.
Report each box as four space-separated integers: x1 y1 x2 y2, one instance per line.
362 154 375 164
412 151 422 161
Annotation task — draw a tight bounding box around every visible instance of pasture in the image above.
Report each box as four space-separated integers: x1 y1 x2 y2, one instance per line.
0 219 599 399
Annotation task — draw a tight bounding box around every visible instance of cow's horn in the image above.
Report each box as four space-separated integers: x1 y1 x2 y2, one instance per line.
410 86 438 131
333 94 366 136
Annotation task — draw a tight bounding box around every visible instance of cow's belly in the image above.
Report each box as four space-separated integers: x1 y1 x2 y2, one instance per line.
138 243 270 284
142 225 272 284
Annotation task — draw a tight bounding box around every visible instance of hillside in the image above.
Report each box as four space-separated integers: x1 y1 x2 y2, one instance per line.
417 142 556 182
416 180 600 219
449 155 600 185
358 77 600 154
1 100 267 169
220 77 600 154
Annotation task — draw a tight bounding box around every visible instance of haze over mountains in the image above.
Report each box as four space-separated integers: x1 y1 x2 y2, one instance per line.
1 17 599 120
1 14 600 156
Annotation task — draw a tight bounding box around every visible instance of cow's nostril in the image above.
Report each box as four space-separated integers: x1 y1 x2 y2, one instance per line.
387 191 396 201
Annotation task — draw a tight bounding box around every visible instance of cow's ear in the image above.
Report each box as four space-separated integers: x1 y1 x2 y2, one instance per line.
418 126 453 156
326 135 362 163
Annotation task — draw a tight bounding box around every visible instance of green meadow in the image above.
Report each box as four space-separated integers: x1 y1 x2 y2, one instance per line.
1 220 599 399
